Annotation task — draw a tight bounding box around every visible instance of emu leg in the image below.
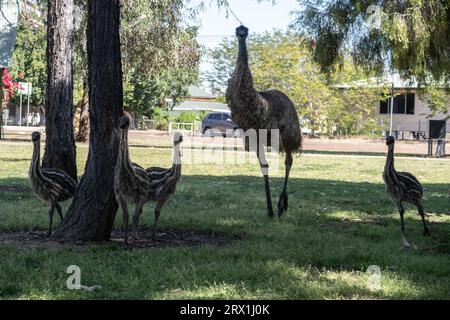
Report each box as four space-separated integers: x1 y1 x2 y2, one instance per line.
418 204 430 236
278 152 293 217
55 203 63 221
132 202 144 242
119 199 130 245
153 202 163 240
397 203 410 249
47 204 56 237
257 144 274 218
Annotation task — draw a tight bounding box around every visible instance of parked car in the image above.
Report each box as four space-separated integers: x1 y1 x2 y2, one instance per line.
201 112 242 137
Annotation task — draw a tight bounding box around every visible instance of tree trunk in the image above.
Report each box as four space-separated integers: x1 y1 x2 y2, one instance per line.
52 0 123 241
73 82 89 142
43 0 77 180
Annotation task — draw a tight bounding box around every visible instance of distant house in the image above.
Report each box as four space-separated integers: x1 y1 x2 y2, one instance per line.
172 85 229 114
338 74 449 139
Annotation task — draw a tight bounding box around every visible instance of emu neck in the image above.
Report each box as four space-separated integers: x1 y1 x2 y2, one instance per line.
118 129 133 171
385 146 395 174
237 39 250 70
30 142 42 178
233 38 256 100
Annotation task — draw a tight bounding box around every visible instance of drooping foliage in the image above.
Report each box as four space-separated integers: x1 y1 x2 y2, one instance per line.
120 0 201 117
11 0 202 120
292 0 450 82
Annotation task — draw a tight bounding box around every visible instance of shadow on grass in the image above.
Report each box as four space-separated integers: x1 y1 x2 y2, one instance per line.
302 149 429 158
0 175 449 299
0 157 30 162
0 175 448 216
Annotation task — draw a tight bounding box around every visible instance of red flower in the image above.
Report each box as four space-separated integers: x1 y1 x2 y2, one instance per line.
2 69 23 107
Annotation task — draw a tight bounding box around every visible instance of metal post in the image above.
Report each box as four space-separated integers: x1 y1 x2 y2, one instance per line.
389 82 394 136
428 139 433 157
26 91 30 126
19 91 22 126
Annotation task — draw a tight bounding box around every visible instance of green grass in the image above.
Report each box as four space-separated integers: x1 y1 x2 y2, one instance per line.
0 140 449 300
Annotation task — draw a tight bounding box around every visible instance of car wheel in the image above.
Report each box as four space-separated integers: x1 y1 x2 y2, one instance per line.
203 128 213 137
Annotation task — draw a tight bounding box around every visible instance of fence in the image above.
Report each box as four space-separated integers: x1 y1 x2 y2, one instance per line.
168 122 200 136
136 118 159 130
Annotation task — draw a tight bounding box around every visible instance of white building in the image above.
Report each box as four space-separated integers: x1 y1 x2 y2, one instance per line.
340 74 449 139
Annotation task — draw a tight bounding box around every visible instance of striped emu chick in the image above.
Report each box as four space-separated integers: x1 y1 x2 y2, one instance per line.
383 136 430 248
114 116 151 245
29 132 78 236
145 132 183 239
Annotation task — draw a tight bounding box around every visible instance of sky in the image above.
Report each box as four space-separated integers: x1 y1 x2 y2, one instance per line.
193 0 300 83
196 0 299 48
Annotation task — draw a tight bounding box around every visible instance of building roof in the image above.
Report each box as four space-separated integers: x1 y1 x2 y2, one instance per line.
187 85 217 99
173 100 230 113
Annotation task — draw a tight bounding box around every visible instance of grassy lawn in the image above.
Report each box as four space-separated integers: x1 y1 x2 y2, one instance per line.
0 140 449 299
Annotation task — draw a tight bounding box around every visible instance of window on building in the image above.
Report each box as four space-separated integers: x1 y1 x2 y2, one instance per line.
406 93 415 114
380 93 415 115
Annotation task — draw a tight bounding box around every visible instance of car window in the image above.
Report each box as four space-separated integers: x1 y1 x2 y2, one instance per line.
211 114 221 120
223 114 231 121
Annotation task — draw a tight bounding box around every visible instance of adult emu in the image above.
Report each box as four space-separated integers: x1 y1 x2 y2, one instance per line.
383 136 430 248
114 116 151 245
29 132 78 236
226 25 302 218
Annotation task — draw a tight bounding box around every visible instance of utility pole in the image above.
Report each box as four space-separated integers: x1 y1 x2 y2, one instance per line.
389 82 394 137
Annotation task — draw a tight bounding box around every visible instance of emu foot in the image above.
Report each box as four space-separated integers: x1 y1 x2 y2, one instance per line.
277 192 288 218
401 235 417 251
423 229 431 237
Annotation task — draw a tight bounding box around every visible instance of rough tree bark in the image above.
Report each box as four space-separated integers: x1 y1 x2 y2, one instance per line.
52 0 123 241
43 0 77 180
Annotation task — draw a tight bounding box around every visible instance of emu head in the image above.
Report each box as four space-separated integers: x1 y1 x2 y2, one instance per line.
236 25 249 40
31 131 41 143
386 136 395 147
173 132 184 146
119 115 130 130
